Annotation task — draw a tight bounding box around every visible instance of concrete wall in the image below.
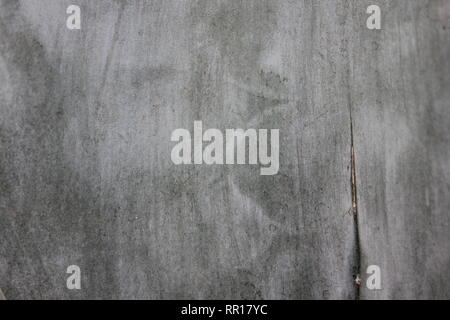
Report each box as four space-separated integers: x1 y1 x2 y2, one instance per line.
0 0 449 299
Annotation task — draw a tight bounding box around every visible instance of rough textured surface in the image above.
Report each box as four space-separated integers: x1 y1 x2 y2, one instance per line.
0 0 448 300
352 0 450 299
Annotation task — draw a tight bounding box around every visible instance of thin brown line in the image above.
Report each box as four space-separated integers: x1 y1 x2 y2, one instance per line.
0 288 6 300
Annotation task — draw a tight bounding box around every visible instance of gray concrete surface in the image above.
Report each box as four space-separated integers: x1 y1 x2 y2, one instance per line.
0 0 449 299
352 0 450 299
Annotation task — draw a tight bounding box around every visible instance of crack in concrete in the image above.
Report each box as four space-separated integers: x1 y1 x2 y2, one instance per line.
349 109 361 300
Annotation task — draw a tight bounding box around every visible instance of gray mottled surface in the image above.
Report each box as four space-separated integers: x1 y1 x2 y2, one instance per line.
352 0 450 299
0 0 448 300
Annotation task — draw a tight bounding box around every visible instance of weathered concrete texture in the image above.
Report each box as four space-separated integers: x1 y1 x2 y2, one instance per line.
0 0 448 300
351 0 450 299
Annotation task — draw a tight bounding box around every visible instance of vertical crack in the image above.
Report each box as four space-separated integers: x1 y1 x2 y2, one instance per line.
344 0 362 300
349 108 361 300
0 287 6 300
